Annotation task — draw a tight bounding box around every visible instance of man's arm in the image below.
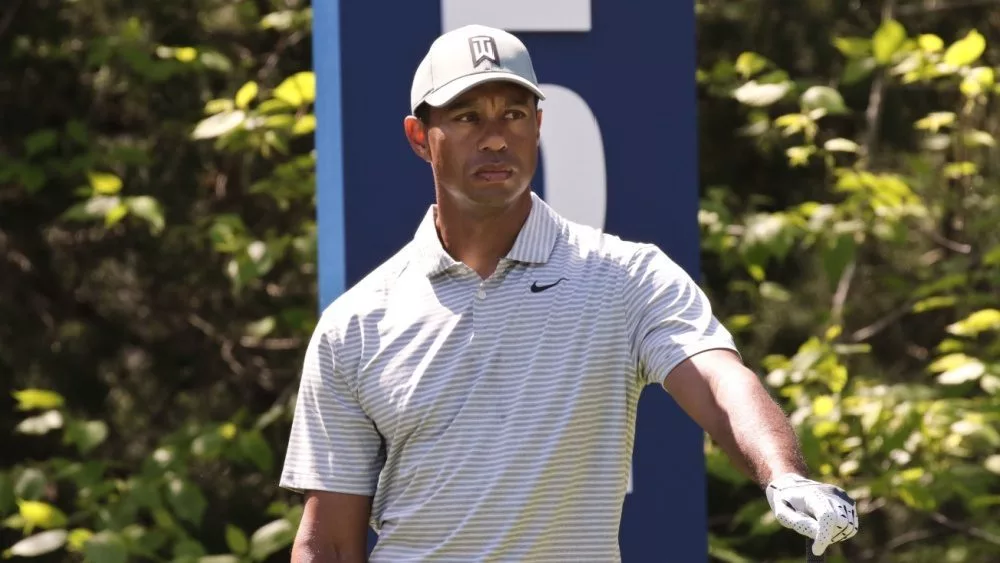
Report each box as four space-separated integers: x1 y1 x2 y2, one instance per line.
292 491 372 563
662 348 807 487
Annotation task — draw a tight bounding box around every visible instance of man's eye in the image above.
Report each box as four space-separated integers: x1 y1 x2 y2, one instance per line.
455 113 477 122
504 110 526 119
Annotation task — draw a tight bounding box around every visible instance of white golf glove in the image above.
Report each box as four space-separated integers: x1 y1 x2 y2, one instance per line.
765 473 859 556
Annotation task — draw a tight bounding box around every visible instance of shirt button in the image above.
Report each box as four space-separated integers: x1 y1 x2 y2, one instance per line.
476 288 486 300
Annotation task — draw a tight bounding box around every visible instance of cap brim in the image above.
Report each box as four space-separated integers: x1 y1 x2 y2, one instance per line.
420 72 545 110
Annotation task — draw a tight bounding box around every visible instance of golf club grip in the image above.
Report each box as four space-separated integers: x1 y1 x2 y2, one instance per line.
806 538 825 562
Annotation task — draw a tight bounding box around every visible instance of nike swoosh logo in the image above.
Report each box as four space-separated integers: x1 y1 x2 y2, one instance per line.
530 278 568 293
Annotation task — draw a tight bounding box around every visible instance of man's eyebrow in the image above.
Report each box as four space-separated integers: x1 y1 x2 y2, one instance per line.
443 99 476 112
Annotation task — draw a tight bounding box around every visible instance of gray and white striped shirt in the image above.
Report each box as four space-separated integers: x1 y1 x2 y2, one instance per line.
280 191 738 562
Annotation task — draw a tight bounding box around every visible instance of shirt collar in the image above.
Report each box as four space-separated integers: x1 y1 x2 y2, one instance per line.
410 191 561 278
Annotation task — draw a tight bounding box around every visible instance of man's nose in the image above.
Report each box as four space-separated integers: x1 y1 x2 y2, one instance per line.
478 120 508 152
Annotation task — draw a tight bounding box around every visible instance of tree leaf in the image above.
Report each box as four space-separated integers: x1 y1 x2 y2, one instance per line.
192 110 246 140
104 202 129 227
88 171 123 195
5 529 68 557
872 19 907 64
83 531 127 563
914 112 955 132
734 52 770 78
64 420 108 454
238 430 274 472
235 81 259 109
166 478 207 526
18 500 68 530
174 47 198 62
801 86 848 114
273 72 316 107
24 129 59 156
947 309 1000 336
199 556 240 563
938 360 985 385
918 34 944 53
292 114 316 136
249 519 295 561
13 389 64 411
225 524 248 555
985 455 1000 475
824 138 859 153
944 30 986 67
126 195 166 234
732 81 790 107
15 410 64 435
832 37 871 59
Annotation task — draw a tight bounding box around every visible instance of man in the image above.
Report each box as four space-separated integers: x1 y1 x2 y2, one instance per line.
280 24 859 562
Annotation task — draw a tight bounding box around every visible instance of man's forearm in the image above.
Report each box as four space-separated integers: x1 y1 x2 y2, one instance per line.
291 539 367 563
707 370 809 487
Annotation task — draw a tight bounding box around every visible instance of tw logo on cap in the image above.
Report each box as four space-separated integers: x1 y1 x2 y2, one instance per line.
468 36 499 68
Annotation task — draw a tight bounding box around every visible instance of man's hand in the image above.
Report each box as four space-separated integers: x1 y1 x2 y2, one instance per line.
765 473 859 556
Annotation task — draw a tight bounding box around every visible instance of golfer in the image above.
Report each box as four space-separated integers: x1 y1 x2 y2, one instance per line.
280 24 859 562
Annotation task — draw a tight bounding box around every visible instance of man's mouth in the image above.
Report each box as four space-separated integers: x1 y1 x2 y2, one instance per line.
474 165 513 182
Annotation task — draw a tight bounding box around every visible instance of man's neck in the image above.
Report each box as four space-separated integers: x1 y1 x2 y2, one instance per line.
434 190 532 280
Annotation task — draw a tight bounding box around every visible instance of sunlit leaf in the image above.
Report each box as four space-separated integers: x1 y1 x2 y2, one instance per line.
13 389 64 411
732 81 790 107
104 202 128 227
824 138 859 153
192 110 246 139
18 500 68 530
126 196 165 234
833 37 871 59
235 81 259 109
249 519 295 561
944 29 986 67
292 114 316 135
918 34 944 53
938 360 985 385
87 171 123 195
801 86 847 114
273 72 316 107
174 47 198 62
947 309 1000 336
929 353 976 373
914 112 955 132
786 145 815 166
15 410 64 435
734 52 770 78
872 19 907 64
985 455 1000 475
6 529 67 557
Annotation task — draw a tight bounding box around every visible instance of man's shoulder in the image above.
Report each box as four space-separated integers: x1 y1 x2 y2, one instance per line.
317 243 416 326
556 215 659 266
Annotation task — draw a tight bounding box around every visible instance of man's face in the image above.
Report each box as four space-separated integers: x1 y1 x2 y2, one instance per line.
405 82 542 209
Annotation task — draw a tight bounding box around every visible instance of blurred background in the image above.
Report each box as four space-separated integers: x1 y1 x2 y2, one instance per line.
3 1 1000 562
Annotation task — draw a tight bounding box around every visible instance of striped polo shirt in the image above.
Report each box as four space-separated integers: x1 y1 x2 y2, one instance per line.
280 191 738 562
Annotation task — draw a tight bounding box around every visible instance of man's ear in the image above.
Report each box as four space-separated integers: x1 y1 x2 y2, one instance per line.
535 107 543 146
403 116 431 162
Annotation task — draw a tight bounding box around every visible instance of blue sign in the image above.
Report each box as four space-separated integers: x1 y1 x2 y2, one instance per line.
313 1 705 560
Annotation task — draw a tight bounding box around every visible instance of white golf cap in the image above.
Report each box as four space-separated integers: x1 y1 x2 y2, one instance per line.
410 24 545 114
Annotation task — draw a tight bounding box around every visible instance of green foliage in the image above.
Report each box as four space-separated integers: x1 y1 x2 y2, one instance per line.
699 5 1000 561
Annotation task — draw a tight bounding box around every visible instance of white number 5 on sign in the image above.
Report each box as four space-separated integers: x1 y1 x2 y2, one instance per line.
440 0 607 231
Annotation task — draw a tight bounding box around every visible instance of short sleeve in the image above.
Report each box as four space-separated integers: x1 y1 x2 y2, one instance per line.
279 314 386 496
623 244 740 387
